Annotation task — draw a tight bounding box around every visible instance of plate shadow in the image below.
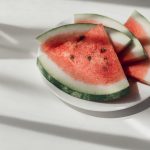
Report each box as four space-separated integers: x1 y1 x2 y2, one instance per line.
0 23 44 58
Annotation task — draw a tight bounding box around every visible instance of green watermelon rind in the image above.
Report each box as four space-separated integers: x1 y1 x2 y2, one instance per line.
37 58 130 102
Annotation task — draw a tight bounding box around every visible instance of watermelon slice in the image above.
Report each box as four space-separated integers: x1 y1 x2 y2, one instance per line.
125 60 150 85
74 14 146 63
125 10 150 58
37 24 129 101
124 10 150 85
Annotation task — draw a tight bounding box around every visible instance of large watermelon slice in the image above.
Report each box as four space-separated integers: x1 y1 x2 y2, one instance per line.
124 10 150 85
37 24 129 101
74 14 146 63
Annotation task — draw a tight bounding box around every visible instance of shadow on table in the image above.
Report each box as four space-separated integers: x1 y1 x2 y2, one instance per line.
0 115 149 150
65 96 150 118
72 0 150 8
0 73 51 97
0 24 44 58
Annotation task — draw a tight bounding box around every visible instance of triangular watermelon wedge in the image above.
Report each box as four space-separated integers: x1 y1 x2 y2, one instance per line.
74 13 146 63
37 24 129 101
124 10 150 85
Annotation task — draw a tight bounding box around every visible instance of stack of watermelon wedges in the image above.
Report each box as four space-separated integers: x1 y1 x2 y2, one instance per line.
37 10 150 102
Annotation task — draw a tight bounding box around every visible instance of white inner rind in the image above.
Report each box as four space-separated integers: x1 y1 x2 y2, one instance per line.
38 50 129 95
106 28 130 46
37 24 95 43
130 38 145 57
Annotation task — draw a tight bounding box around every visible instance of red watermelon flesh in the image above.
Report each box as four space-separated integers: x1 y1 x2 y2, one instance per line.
125 17 150 57
113 42 127 53
75 20 130 54
76 19 98 24
125 60 150 85
42 25 125 85
119 47 136 63
124 11 150 85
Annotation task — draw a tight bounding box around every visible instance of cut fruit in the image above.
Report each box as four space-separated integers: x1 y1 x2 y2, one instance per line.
125 60 150 85
125 10 150 58
37 24 131 54
124 10 150 85
37 24 129 101
74 13 146 63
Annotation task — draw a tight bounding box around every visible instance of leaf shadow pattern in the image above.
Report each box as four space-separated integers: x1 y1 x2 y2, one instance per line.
0 23 44 58
70 0 150 8
0 73 49 97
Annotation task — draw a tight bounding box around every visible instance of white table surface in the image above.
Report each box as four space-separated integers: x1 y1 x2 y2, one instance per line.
0 0 150 149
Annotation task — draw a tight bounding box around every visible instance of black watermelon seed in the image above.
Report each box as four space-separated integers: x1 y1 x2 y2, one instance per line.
77 35 85 42
101 47 107 53
70 55 75 60
104 57 108 60
87 56 92 61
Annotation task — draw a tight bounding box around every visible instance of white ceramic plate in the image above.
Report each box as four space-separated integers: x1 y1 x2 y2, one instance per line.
39 17 150 112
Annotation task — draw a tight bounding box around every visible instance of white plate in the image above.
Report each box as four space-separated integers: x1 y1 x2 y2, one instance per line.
38 18 150 112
